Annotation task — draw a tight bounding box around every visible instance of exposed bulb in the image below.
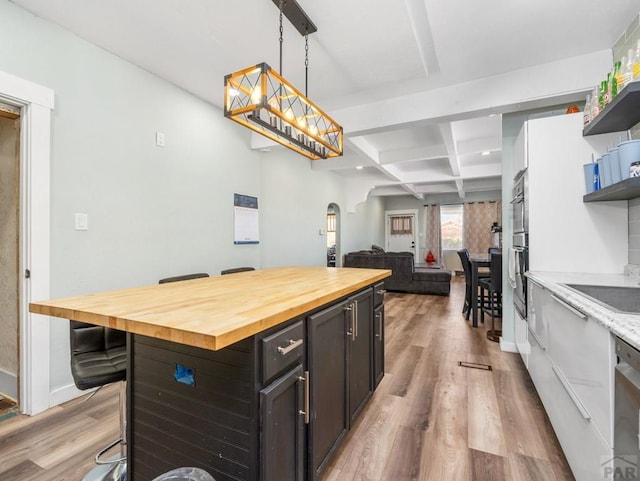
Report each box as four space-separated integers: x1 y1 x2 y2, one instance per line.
268 98 279 111
250 86 262 105
284 108 295 121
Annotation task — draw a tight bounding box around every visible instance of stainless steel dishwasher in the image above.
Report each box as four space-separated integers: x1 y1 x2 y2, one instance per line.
615 336 640 480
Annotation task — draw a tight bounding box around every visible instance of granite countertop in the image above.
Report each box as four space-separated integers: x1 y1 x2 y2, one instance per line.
526 271 640 350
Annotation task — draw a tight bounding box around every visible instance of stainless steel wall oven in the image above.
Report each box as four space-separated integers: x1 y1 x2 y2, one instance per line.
510 169 528 319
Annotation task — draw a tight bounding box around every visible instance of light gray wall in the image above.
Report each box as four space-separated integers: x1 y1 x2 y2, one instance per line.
341 196 386 257
0 0 385 394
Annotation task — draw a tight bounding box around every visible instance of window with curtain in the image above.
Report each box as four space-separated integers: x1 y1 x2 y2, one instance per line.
440 204 463 249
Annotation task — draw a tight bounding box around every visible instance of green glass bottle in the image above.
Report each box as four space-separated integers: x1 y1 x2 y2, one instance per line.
599 79 608 110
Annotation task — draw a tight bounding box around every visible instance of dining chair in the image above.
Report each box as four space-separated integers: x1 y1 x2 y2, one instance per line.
479 252 502 341
457 249 489 321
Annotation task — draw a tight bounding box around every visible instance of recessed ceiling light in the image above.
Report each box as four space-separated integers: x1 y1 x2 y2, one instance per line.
481 151 490 156
356 166 364 170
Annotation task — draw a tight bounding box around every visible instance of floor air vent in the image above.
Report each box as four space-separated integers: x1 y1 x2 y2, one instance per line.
458 361 492 371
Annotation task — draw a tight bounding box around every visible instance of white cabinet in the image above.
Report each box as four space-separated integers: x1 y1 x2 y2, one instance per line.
514 307 529 367
546 293 615 446
524 113 627 274
525 284 615 481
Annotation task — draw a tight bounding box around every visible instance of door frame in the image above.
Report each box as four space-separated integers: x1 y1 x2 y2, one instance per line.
0 69 54 415
384 209 419 256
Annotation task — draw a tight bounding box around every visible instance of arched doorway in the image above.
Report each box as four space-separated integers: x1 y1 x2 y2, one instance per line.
326 203 340 267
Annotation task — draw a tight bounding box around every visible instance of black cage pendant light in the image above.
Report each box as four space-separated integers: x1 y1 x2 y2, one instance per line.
224 0 343 160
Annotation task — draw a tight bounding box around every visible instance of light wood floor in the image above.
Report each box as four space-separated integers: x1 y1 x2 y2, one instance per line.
0 278 574 481
321 277 575 481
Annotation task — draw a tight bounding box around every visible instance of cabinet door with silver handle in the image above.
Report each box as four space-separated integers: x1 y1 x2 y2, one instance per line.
260 364 305 481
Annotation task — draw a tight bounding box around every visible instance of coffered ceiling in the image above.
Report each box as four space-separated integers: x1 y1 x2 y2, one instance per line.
10 0 639 199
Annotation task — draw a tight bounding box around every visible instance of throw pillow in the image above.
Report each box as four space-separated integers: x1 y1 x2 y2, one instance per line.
371 244 385 254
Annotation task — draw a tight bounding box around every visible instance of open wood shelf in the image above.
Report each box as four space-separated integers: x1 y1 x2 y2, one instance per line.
583 82 640 136
583 176 640 202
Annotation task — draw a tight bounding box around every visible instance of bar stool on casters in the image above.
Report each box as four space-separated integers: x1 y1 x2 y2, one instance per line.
70 321 127 481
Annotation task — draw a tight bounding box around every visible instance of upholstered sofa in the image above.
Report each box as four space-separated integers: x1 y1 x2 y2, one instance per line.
343 250 451 296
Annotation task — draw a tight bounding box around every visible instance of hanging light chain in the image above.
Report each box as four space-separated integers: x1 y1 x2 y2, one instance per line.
305 34 309 99
278 2 284 76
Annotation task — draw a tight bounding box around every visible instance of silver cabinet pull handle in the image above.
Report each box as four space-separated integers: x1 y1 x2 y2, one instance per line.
552 365 591 420
298 371 310 424
345 304 354 338
551 294 587 320
277 338 303 355
376 289 387 295
527 326 545 351
377 312 383 341
354 300 358 339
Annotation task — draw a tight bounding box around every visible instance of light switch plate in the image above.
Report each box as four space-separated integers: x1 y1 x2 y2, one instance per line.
75 213 88 231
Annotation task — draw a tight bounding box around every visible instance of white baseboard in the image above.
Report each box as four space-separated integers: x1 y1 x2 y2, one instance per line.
0 367 17 399
500 339 518 353
49 383 85 408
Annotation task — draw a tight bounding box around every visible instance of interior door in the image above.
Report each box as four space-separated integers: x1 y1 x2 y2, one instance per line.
385 211 418 255
0 108 20 410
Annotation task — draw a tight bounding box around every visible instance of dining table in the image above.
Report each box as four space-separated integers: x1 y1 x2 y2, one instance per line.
469 255 490 328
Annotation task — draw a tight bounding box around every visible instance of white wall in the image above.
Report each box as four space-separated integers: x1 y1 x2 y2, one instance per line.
0 0 385 400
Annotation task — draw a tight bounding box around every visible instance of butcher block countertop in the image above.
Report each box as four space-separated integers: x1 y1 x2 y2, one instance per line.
29 266 391 351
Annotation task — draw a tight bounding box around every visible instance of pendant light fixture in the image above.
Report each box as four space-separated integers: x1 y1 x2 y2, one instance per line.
224 0 343 160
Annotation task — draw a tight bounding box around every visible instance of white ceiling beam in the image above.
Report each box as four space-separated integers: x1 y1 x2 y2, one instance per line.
438 122 461 176
404 0 439 76
400 183 424 200
335 49 612 136
456 137 502 156
455 178 465 199
378 143 448 164
396 163 502 183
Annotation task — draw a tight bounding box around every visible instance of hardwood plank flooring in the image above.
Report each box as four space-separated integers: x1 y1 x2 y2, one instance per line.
0 277 574 481
322 277 575 481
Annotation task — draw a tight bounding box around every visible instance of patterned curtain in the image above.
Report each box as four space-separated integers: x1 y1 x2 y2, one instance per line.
463 201 501 255
424 204 442 263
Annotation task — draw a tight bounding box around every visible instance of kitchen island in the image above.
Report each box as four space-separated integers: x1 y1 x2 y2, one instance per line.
30 266 391 481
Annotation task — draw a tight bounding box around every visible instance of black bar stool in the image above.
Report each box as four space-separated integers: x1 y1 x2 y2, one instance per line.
220 267 255 275
479 252 503 342
70 321 127 481
158 272 209 283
